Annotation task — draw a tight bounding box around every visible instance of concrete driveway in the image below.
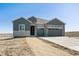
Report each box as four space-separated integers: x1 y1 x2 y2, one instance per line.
26 37 72 56
40 37 79 55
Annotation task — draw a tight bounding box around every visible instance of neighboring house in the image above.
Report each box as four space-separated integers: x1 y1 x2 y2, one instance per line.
13 16 65 37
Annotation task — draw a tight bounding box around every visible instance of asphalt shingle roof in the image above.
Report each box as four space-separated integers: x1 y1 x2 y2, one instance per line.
28 16 48 24
13 16 65 25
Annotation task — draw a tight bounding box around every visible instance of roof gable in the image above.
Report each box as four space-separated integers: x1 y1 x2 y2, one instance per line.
13 17 65 25
47 18 65 25
28 16 37 23
13 17 32 23
28 16 48 24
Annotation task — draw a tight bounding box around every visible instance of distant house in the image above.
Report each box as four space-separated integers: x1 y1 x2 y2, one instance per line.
13 16 65 37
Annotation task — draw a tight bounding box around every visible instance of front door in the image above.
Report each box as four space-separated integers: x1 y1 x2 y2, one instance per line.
30 26 35 36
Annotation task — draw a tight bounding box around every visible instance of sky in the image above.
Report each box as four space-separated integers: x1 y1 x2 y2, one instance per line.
0 3 79 33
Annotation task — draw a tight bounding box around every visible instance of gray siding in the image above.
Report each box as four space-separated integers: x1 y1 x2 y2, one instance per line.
13 17 65 37
47 18 65 25
13 18 31 31
37 28 44 36
62 25 65 36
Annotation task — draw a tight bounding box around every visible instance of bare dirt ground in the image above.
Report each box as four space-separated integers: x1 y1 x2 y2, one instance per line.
0 34 13 39
26 37 72 56
0 37 34 56
65 32 79 37
0 36 72 56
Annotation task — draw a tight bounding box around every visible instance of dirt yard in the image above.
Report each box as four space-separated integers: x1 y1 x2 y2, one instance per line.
0 37 34 56
65 32 79 37
26 37 72 56
0 37 72 56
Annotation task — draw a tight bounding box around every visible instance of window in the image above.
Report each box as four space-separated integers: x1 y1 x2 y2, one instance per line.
19 24 25 31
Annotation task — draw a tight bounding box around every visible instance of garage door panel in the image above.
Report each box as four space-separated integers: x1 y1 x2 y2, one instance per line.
48 29 62 36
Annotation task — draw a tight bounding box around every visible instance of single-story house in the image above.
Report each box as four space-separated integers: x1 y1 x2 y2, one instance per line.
13 16 65 37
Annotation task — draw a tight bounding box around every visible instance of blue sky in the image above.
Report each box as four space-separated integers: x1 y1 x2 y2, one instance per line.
0 3 79 33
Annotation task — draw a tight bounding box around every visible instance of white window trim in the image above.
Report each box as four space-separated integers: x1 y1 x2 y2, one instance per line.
19 24 25 31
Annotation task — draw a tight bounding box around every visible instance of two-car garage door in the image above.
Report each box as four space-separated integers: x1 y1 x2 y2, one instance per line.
48 29 62 36
37 28 63 36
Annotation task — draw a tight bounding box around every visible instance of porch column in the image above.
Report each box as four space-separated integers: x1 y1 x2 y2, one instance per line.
35 26 37 36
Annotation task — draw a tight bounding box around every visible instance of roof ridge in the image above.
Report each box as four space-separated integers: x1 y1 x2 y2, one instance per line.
46 18 65 25
13 17 32 23
53 18 65 23
27 16 48 24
